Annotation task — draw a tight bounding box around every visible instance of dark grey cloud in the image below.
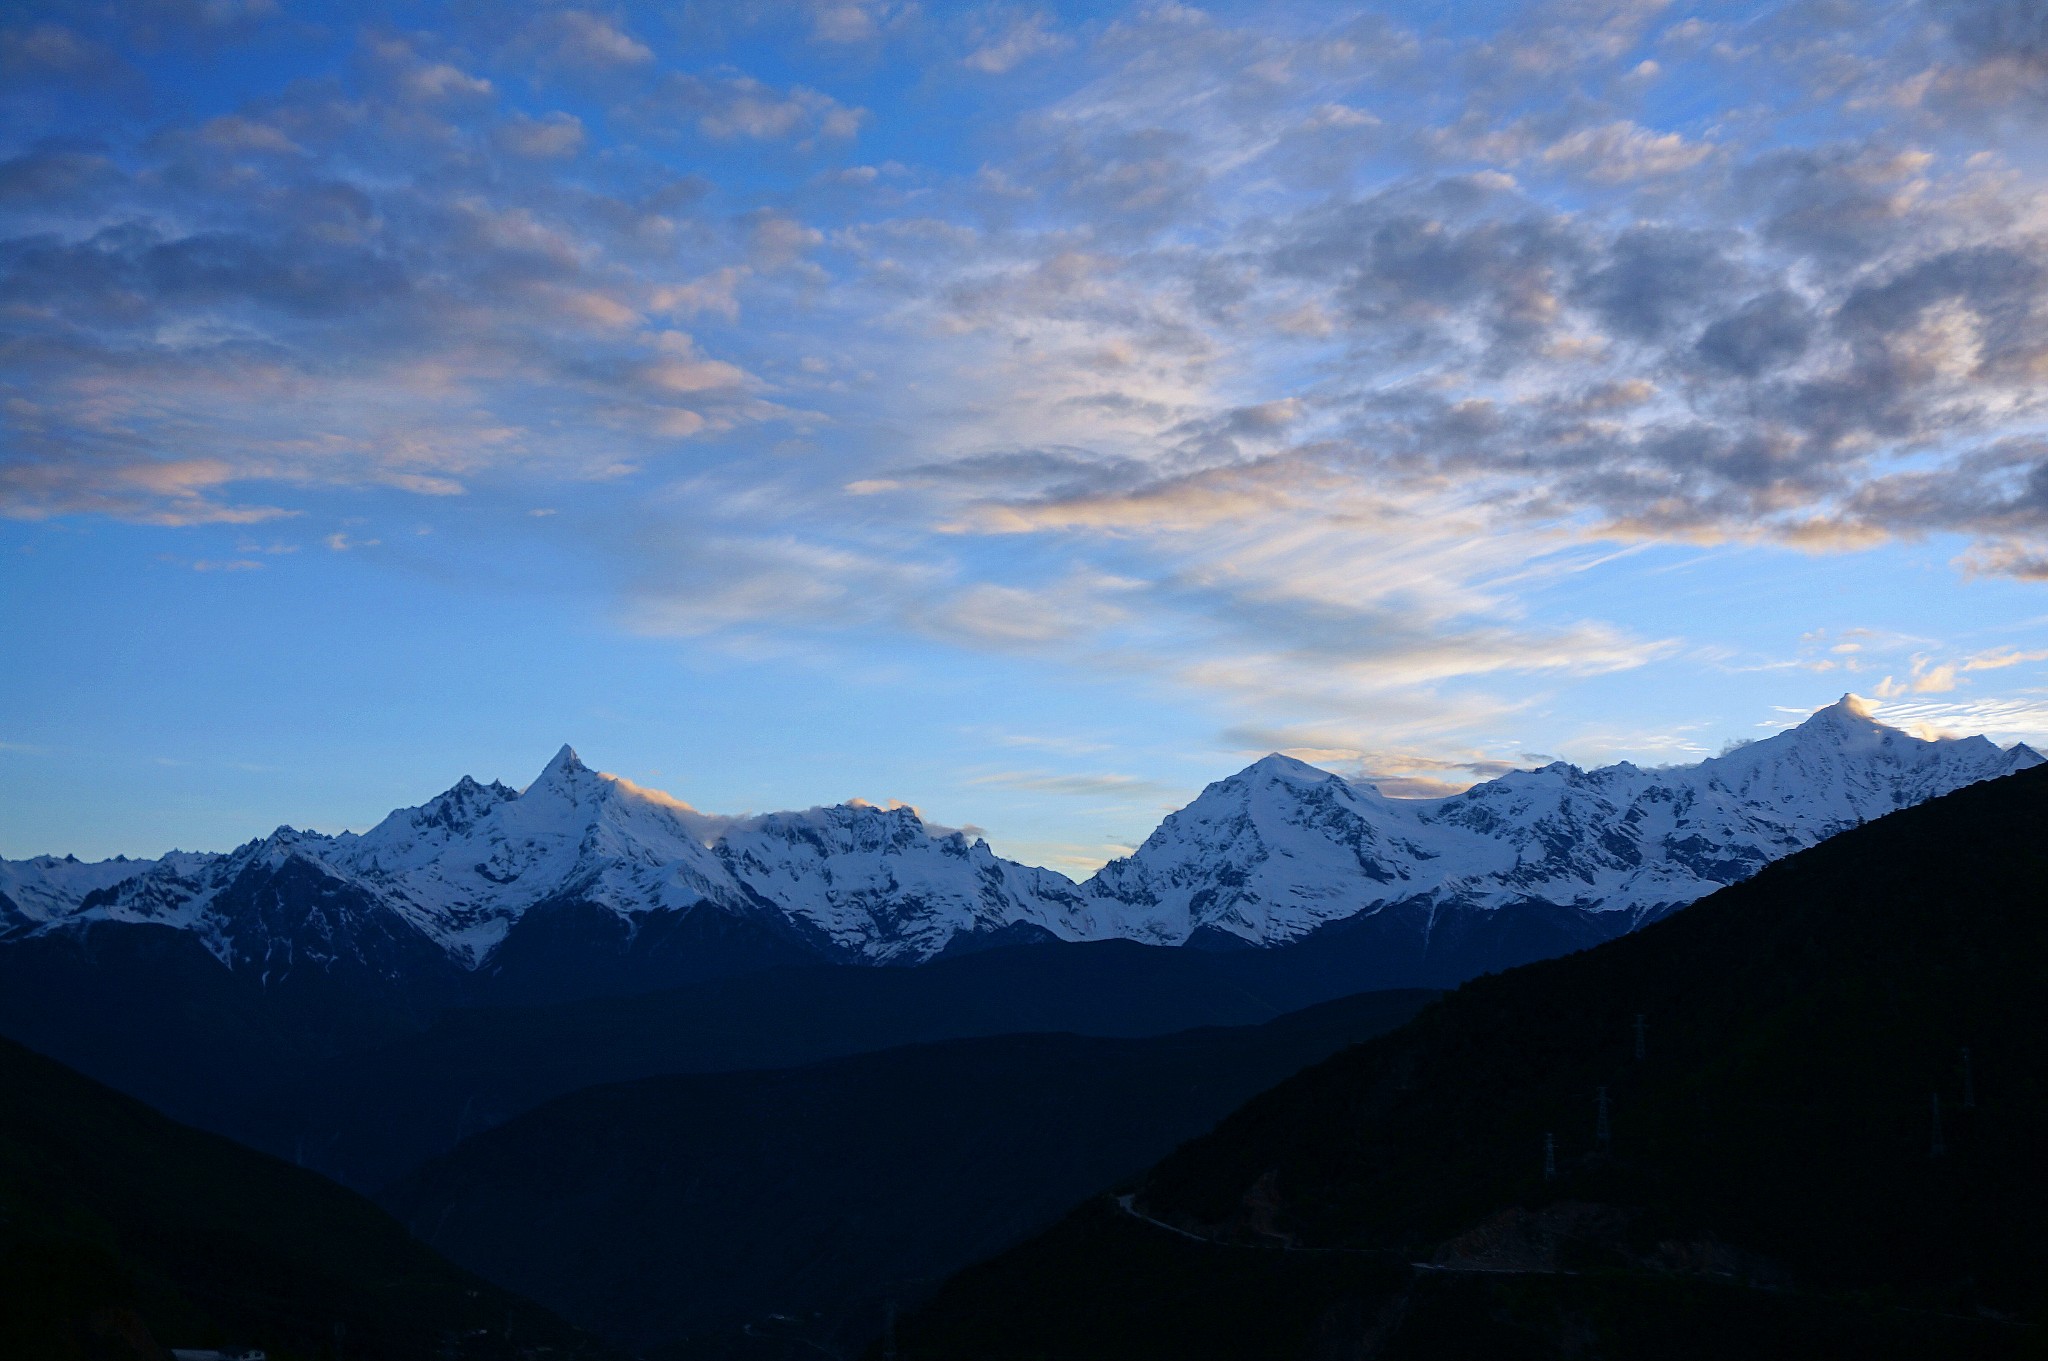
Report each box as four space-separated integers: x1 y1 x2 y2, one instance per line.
1066 122 2030 568
882 448 1153 502
1736 146 1923 263
1841 438 2048 536
1934 0 2048 71
1576 225 1745 342
1694 289 1813 377
1 21 121 81
0 224 410 323
0 145 119 204
1833 244 2047 374
1273 177 1589 362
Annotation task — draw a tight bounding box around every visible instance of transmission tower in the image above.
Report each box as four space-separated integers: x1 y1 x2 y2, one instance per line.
1595 1087 1612 1147
1962 1047 1976 1109
1634 1014 1646 1061
1544 1132 1557 1181
1930 1092 1945 1158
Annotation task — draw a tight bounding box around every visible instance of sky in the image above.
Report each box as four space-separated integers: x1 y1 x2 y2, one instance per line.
3 0 2047 874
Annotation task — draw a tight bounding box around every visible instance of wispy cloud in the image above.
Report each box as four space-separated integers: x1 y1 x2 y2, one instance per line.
1860 694 2048 745
4 0 2046 794
968 769 1173 798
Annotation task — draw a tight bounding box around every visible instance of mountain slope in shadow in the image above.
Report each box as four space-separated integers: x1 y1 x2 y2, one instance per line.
893 765 2048 1361
382 989 1436 1356
0 906 1597 1193
0 1034 612 1361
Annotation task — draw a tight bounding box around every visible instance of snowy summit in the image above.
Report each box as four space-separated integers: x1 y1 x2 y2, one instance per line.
0 698 2035 984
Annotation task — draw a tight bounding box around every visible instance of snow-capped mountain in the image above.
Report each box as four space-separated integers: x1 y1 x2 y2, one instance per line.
712 802 1103 961
0 852 171 928
2 698 2036 990
1087 696 2040 947
0 747 764 979
335 747 742 965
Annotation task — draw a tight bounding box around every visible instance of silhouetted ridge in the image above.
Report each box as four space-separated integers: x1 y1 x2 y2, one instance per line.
0 1035 611 1360
892 766 2048 1360
379 989 1435 1354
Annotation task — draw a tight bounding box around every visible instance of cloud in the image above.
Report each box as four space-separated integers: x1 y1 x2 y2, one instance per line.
640 332 754 393
1861 693 2048 745
981 730 1112 755
950 458 1323 535
1913 661 1960 692
622 533 943 638
1694 290 1814 376
536 11 653 67
806 1 911 44
1963 646 2048 670
1928 0 2048 101
1573 223 1743 341
192 114 304 156
1540 121 1713 182
1 23 123 84
1958 540 2048 579
651 267 749 320
964 13 1070 74
968 770 1170 797
1872 635 2048 698
746 211 825 267
0 147 120 204
915 574 1136 648
0 448 297 526
0 36 798 528
644 71 867 141
497 111 585 158
7 0 2048 785
395 57 494 102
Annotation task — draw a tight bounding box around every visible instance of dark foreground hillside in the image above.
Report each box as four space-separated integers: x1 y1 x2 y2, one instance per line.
894 765 2048 1360
385 989 1435 1357
0 911 1588 1194
0 1036 611 1361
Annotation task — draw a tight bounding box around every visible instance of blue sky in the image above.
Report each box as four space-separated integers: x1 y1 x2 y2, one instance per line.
4 0 2047 873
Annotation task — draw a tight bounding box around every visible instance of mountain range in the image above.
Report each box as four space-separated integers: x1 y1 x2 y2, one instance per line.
6 711 2044 1360
2 697 2036 1003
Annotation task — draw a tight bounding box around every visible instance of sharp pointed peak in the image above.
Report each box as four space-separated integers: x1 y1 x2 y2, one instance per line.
523 743 594 796
1808 693 1882 724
